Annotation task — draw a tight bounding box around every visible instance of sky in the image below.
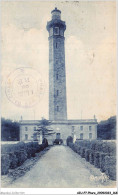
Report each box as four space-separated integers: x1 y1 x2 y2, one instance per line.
1 1 116 122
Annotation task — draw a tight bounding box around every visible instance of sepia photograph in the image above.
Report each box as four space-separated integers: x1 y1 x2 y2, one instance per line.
1 0 117 190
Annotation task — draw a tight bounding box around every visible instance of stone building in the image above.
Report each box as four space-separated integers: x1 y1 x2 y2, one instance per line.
20 8 97 144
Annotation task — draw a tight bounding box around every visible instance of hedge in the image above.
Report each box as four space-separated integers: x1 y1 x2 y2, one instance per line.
75 140 116 156
9 152 18 169
1 154 10 175
77 147 81 155
67 136 73 146
94 152 100 168
85 149 91 162
67 138 116 181
89 151 94 165
1 140 48 175
99 153 108 173
104 156 116 180
80 147 86 158
14 150 27 166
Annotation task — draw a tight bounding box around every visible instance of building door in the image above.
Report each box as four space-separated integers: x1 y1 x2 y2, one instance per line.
56 133 60 139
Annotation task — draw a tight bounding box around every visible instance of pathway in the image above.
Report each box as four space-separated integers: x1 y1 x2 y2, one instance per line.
6 145 116 188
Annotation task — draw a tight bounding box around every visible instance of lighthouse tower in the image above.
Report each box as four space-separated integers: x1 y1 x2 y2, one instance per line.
19 8 98 144
47 8 67 121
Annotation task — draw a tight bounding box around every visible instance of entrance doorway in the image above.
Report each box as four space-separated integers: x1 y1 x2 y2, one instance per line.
56 133 61 139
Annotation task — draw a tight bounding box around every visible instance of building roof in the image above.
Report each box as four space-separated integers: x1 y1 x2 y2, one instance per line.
20 119 97 125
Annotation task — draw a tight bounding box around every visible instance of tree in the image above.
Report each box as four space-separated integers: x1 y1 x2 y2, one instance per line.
32 118 55 142
1 118 20 141
97 116 116 140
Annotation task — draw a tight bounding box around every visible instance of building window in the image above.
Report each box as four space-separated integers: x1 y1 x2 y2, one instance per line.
80 133 83 140
25 134 28 140
54 27 59 35
34 127 36 131
89 133 92 139
56 42 57 48
89 126 92 131
57 106 59 112
56 73 59 80
80 126 83 130
25 127 28 131
57 90 59 96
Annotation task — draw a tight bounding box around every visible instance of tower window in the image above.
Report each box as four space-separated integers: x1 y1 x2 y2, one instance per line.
56 73 58 80
57 106 59 112
57 90 59 96
54 27 59 35
56 42 57 48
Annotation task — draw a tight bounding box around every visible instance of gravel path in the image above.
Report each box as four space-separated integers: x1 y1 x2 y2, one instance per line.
6 145 116 188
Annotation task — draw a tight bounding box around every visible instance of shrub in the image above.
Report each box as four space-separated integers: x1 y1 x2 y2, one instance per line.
94 152 100 168
69 142 74 149
94 141 103 152
100 153 108 172
107 142 116 156
9 152 18 169
14 150 27 166
73 144 79 153
25 142 39 157
80 147 86 158
89 151 94 165
105 156 116 180
36 145 43 153
25 145 32 158
66 136 73 146
42 138 48 147
1 141 48 174
68 140 116 181
32 142 39 155
1 154 10 175
17 142 26 150
90 141 97 151
85 149 91 162
75 140 91 148
77 147 81 155
101 142 110 154
40 143 45 150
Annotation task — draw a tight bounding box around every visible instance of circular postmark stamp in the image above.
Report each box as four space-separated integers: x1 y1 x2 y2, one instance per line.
5 67 45 108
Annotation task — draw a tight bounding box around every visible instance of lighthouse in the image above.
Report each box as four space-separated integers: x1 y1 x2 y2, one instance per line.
47 8 67 121
19 8 97 144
